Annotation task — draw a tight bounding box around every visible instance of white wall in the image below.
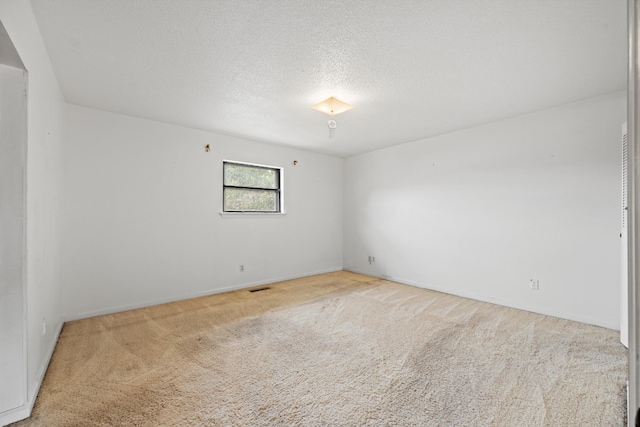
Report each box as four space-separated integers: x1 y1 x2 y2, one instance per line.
344 91 626 329
62 104 343 320
0 1 65 424
0 64 27 414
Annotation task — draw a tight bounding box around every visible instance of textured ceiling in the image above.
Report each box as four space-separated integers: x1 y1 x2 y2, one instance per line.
29 0 626 157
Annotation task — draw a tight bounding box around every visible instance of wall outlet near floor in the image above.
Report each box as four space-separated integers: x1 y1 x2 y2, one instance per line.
529 279 539 290
368 256 375 264
239 265 245 272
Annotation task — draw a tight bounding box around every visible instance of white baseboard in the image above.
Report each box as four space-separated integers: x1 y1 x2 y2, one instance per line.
64 267 343 322
0 404 30 427
0 321 63 427
343 267 618 330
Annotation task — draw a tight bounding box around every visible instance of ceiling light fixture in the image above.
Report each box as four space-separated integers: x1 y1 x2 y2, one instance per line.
311 97 354 139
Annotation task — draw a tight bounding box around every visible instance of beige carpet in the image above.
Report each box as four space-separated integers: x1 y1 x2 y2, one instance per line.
13 271 627 426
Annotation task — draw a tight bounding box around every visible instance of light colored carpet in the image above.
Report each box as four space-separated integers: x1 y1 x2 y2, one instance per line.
13 271 627 426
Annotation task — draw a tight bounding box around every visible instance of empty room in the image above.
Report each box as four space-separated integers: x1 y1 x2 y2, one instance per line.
0 0 636 426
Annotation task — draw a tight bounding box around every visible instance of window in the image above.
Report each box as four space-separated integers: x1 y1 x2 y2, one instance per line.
223 161 282 213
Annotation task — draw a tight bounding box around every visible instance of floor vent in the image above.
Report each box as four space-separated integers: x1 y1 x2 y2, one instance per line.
249 287 271 293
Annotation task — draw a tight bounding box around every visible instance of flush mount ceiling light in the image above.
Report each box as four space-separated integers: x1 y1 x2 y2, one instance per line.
311 97 354 139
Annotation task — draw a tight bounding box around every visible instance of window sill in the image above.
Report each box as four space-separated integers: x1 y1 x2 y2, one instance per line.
219 212 287 219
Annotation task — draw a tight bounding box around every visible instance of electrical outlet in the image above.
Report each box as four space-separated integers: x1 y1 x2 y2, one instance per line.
239 265 244 272
368 256 372 264
529 279 539 290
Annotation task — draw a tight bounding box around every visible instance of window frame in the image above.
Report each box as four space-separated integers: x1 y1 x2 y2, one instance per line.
222 160 284 214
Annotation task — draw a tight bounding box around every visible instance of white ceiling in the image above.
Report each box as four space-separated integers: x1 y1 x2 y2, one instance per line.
29 0 627 157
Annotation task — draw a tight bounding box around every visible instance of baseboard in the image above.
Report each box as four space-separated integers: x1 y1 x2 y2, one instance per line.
29 321 64 408
0 404 30 427
343 268 618 330
0 321 63 426
64 267 343 322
